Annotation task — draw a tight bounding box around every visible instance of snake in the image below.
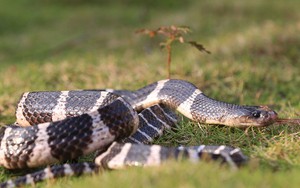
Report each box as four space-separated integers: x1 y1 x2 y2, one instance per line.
0 79 278 187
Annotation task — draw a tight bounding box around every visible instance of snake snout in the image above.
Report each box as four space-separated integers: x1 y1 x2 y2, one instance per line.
261 109 278 125
244 106 278 126
231 106 278 127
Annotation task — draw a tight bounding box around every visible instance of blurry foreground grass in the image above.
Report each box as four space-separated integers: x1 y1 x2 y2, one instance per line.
0 0 299 187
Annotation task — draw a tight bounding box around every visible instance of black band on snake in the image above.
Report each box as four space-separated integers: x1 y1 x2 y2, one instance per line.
0 79 278 187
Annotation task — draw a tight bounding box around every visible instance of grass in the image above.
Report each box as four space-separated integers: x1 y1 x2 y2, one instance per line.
0 0 300 187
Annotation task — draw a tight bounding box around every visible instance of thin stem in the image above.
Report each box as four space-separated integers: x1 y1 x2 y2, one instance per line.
166 44 171 79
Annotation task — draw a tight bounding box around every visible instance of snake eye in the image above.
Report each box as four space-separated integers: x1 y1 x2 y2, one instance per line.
252 111 261 118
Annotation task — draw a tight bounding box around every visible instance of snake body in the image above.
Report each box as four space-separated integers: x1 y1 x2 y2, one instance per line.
0 79 278 187
15 79 277 127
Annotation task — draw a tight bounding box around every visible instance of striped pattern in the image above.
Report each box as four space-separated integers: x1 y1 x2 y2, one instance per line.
123 104 177 144
17 79 277 127
16 91 119 126
0 79 276 187
0 163 98 188
0 143 247 188
0 94 138 169
95 143 247 170
122 79 277 127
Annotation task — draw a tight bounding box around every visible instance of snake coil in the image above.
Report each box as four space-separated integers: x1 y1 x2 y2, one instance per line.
0 79 278 187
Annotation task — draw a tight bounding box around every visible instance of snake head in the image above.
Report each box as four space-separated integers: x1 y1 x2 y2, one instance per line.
230 105 278 127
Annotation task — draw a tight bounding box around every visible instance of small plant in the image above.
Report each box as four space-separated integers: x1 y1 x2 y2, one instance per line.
136 25 210 78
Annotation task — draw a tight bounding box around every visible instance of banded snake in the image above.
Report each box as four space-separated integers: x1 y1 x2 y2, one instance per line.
0 79 278 187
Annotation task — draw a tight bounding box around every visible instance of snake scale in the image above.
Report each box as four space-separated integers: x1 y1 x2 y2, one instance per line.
0 79 278 187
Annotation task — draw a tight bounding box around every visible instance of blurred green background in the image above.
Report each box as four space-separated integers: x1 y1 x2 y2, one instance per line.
1 0 300 66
